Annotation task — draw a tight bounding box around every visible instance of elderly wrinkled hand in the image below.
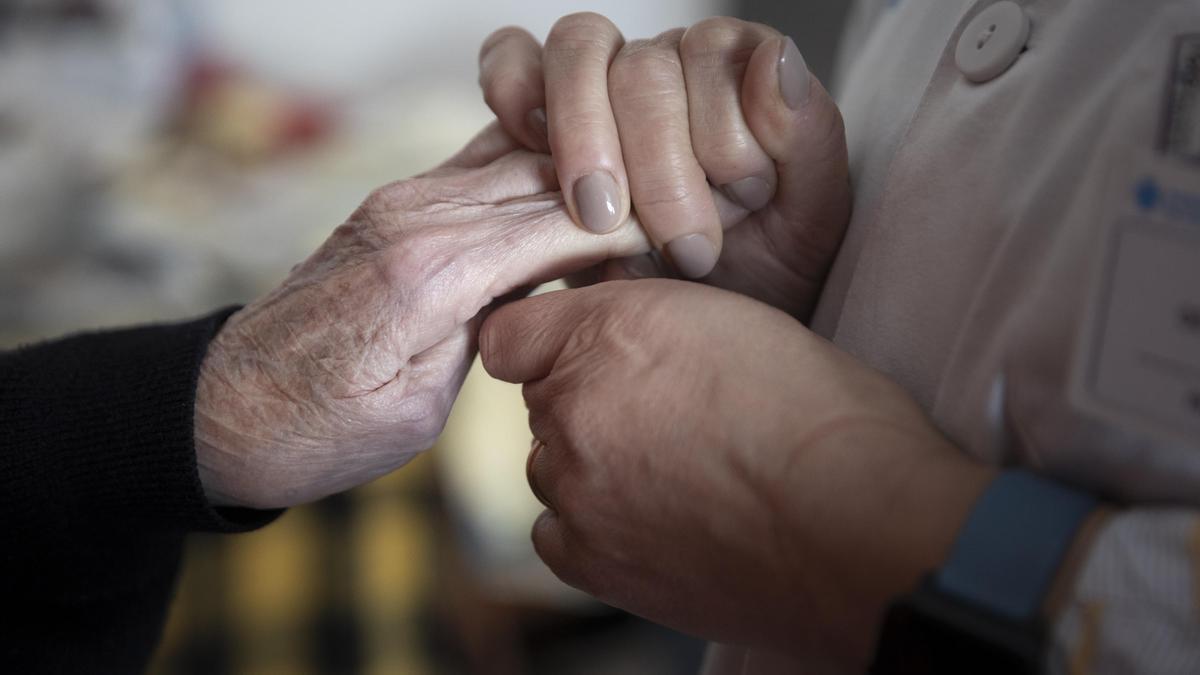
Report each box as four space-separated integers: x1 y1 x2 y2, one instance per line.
192 124 649 510
478 14 851 319
480 280 994 671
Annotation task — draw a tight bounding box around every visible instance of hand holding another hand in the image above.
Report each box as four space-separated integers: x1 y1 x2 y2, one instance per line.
480 14 851 318
193 125 651 510
192 15 914 669
481 280 994 671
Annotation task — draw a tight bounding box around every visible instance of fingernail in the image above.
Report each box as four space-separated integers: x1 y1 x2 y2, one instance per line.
526 107 548 150
619 254 661 279
722 176 773 212
666 234 717 279
573 172 622 234
778 37 810 109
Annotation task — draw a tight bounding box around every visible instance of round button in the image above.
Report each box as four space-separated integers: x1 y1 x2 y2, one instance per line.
955 1 1031 83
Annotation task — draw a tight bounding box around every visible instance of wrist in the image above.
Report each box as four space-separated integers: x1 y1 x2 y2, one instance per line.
871 470 1105 673
194 321 260 509
780 420 995 669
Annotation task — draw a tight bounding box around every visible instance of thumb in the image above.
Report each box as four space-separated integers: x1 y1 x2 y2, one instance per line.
741 36 851 255
480 285 604 384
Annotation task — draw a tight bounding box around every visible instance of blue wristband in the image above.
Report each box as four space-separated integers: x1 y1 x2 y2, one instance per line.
932 469 1097 621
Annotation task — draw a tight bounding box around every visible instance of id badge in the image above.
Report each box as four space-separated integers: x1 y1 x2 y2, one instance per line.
1070 151 1200 449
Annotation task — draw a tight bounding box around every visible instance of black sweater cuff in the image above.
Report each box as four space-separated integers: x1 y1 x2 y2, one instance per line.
0 307 281 539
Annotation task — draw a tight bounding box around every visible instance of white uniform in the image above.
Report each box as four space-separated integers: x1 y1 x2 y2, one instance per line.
713 0 1200 671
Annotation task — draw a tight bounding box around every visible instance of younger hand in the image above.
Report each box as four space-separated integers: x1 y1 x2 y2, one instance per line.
480 281 993 669
479 15 851 317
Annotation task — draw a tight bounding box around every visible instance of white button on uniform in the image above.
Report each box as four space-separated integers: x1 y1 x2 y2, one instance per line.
955 1 1031 83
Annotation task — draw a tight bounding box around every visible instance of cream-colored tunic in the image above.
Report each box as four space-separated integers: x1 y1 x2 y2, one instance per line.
713 0 1200 671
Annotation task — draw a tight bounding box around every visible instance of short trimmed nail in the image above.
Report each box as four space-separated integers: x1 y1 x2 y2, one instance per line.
573 172 622 233
666 234 717 279
526 107 548 150
619 254 661 279
722 176 773 211
779 37 810 109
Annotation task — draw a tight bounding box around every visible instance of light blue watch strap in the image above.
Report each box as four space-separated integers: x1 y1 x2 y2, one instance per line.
932 470 1097 621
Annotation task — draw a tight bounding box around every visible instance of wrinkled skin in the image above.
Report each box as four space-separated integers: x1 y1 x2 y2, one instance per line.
194 124 650 510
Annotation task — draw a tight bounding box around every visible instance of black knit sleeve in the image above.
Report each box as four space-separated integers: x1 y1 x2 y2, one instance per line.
0 306 281 538
0 308 285 672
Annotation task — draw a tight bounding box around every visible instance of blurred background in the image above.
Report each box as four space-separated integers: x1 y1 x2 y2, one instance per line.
0 1 849 673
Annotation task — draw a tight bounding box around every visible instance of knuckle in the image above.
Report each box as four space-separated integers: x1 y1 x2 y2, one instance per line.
554 109 612 138
542 545 592 593
479 25 533 61
526 409 557 455
632 173 702 210
325 219 379 254
568 295 655 367
611 40 683 84
608 42 690 108
530 515 557 555
547 12 620 55
360 179 422 214
377 228 457 294
697 128 757 165
358 183 394 213
559 299 620 354
530 514 571 575
680 16 751 60
540 551 583 590
321 212 398 264
482 72 538 111
551 502 590 549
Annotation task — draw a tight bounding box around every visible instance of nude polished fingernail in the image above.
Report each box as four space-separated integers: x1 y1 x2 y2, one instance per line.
666 234 717 279
778 37 810 109
526 107 549 150
573 172 622 233
722 176 773 212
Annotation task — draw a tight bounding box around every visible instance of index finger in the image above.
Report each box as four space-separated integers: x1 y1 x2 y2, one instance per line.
543 13 630 235
479 27 549 153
